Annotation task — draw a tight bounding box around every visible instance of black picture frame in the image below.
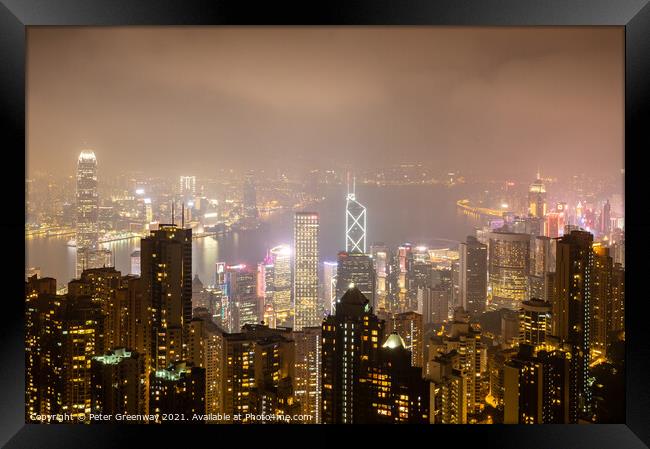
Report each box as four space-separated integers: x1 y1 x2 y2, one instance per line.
3 0 649 447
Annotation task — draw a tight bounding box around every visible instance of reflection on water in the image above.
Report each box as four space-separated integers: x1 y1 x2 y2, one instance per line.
26 184 483 286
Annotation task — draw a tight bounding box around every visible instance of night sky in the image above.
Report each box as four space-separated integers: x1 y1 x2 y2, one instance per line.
27 27 624 179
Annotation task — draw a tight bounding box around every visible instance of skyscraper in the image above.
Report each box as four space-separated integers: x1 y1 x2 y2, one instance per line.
179 175 196 198
269 245 292 328
140 224 193 370
528 173 547 218
370 243 389 310
75 150 111 276
224 264 260 331
294 213 320 330
519 299 551 346
220 324 299 422
294 326 322 423
488 231 531 311
322 261 338 315
321 287 385 424
335 251 376 311
345 177 367 253
459 236 488 317
553 230 594 421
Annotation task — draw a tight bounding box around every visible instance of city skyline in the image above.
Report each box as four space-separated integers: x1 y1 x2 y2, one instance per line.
24 27 626 426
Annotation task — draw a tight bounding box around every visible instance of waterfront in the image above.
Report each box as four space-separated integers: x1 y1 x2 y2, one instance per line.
26 184 482 286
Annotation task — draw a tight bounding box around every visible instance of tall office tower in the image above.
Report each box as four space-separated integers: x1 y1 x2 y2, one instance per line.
242 172 259 220
519 299 551 346
345 177 367 253
322 261 338 315
321 287 385 424
601 200 611 236
269 245 292 327
609 263 625 335
386 249 402 312
425 309 488 416
294 213 320 330
149 361 206 417
75 150 106 277
335 251 376 311
545 211 566 238
408 255 433 311
488 231 531 311
220 324 299 422
140 224 192 370
188 310 225 418
294 327 322 423
553 230 594 421
459 236 488 317
421 284 450 326
179 175 196 198
225 264 260 331
25 276 63 420
91 348 147 416
370 243 389 310
503 344 571 424
591 244 613 355
428 351 468 424
394 244 412 312
386 311 423 368
130 250 141 276
529 236 556 302
528 173 547 218
366 334 431 423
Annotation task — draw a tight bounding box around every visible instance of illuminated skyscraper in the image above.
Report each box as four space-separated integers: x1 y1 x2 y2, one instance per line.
321 287 385 424
345 177 367 253
294 326 322 423
488 231 531 311
322 261 338 315
336 251 376 311
553 230 594 421
179 175 196 197
519 299 551 346
140 224 193 370
294 213 320 330
220 324 299 422
528 173 547 218
224 264 259 331
459 236 487 317
188 310 224 418
591 244 612 355
386 311 423 368
270 245 292 327
370 243 389 310
75 150 110 276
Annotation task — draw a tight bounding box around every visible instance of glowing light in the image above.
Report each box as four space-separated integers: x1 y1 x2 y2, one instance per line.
135 188 145 195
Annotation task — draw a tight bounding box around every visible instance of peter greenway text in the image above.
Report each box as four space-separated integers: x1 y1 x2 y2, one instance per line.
29 413 314 423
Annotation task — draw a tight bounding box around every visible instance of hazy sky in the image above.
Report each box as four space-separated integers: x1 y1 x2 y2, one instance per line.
27 27 624 179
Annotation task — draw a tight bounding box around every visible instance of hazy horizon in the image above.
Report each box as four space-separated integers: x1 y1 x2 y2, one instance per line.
27 27 624 179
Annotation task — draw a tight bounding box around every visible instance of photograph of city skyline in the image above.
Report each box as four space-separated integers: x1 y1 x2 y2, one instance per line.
25 27 624 424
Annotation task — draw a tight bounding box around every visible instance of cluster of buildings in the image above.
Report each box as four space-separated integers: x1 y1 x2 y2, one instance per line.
25 152 625 424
